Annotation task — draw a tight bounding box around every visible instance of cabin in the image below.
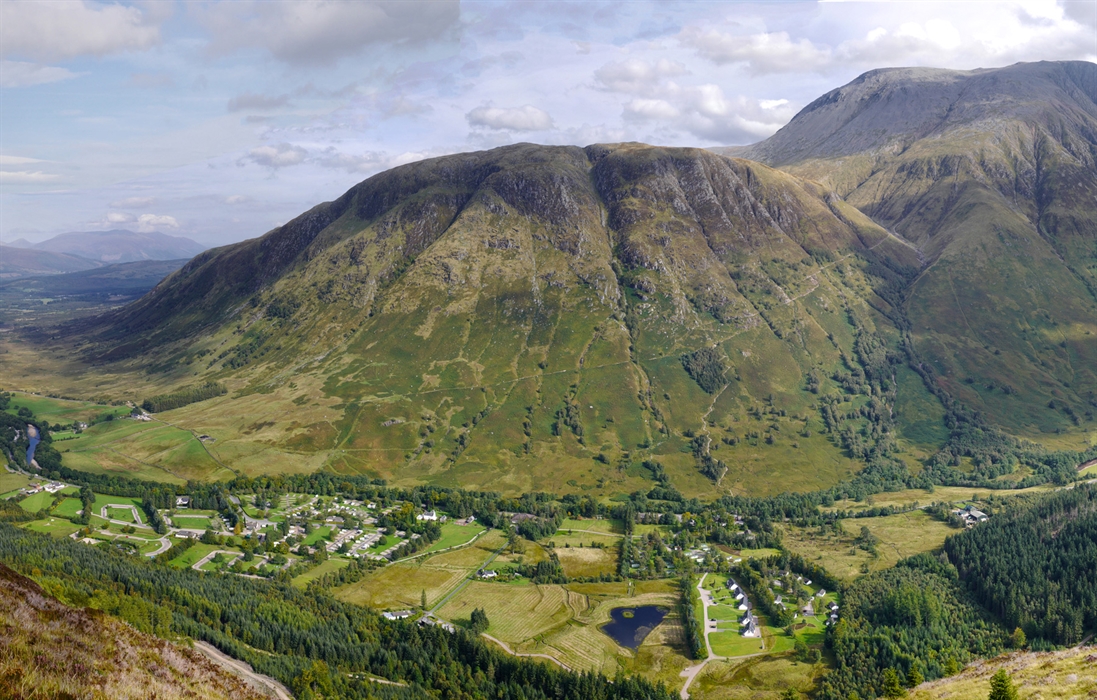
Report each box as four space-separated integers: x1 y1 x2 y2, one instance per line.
175 496 191 508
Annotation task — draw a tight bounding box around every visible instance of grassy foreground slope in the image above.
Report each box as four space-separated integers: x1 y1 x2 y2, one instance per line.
732 61 1097 442
910 648 1097 700
0 561 270 700
17 142 927 497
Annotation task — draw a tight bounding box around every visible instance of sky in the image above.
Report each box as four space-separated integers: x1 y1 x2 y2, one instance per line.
2 0 1095 248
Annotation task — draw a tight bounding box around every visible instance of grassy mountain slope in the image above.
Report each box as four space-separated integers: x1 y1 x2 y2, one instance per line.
0 561 269 700
56 143 927 497
730 61 1097 441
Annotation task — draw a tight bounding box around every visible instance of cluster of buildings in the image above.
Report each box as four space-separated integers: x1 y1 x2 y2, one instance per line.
726 578 760 638
22 481 66 495
952 504 989 527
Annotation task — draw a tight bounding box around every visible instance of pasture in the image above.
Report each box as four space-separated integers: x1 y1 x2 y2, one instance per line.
781 509 955 580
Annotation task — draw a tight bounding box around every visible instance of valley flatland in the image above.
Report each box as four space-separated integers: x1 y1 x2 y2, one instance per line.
2 60 1096 700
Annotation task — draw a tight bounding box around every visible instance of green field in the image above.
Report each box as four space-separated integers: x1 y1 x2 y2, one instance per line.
17 490 55 512
0 472 29 494
560 518 624 535
53 498 84 518
167 543 229 569
21 517 82 538
6 393 128 424
171 515 212 529
420 523 485 554
302 525 333 547
291 558 351 589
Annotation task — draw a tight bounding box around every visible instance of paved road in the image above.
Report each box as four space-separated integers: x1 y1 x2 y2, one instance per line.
145 537 172 557
193 641 293 700
679 574 769 699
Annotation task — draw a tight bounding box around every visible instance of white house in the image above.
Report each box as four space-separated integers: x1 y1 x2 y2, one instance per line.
416 510 438 521
477 569 497 579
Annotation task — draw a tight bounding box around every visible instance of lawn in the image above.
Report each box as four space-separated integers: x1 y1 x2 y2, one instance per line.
21 517 81 538
302 525 333 547
104 506 137 523
167 543 228 569
53 498 85 518
291 558 351 589
824 485 1051 513
421 523 485 554
710 630 765 657
18 491 54 513
171 515 211 529
734 548 782 561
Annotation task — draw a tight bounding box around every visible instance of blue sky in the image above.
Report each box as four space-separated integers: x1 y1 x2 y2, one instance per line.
2 0 1095 247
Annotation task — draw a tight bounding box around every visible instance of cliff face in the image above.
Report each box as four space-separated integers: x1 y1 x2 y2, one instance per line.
725 61 1097 437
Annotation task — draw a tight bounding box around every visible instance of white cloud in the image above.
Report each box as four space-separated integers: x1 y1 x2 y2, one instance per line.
621 83 799 144
242 143 309 168
110 196 156 209
106 211 136 224
0 170 60 183
0 155 45 166
0 1 160 62
225 195 247 205
623 98 681 121
467 104 554 131
679 28 832 75
594 58 687 94
137 214 179 231
0 60 80 88
199 0 460 66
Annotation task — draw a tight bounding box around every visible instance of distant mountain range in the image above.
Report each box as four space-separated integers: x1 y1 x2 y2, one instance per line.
49 61 1097 496
1 230 205 279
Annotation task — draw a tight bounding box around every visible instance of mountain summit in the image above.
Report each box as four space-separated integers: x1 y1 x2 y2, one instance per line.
724 60 1097 437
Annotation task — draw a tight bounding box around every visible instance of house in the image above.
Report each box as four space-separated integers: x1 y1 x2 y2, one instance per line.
477 569 497 579
419 616 455 633
383 610 414 620
175 496 191 508
827 602 839 612
815 589 826 598
416 510 438 521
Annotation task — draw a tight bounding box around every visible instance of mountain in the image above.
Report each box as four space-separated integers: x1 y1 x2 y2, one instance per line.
29 229 206 264
5 238 33 248
0 258 188 297
0 245 102 279
0 561 270 700
722 61 1097 438
73 142 924 497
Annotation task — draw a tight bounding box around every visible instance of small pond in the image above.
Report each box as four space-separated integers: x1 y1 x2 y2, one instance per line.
600 605 667 649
